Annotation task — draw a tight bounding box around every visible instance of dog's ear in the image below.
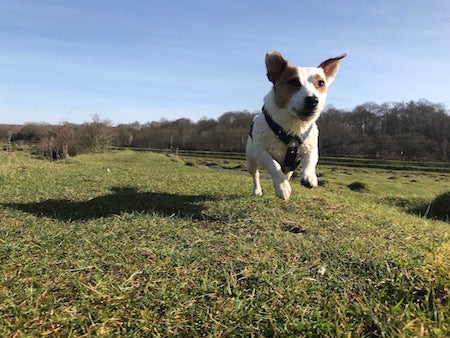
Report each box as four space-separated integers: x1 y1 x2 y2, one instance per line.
265 50 288 84
318 53 346 84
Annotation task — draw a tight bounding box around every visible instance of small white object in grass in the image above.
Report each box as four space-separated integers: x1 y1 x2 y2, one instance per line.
106 168 111 173
318 267 326 276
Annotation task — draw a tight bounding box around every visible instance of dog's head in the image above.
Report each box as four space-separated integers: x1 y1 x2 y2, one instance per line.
265 51 345 121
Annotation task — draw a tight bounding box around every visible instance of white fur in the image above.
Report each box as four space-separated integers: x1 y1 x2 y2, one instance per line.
246 53 344 200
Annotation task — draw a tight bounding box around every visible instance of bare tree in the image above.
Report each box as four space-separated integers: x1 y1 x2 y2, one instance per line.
79 115 112 153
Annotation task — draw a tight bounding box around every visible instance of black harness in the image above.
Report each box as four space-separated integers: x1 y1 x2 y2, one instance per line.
250 106 313 174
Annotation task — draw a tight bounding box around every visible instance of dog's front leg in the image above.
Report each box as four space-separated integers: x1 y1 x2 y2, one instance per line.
300 149 319 188
259 151 292 200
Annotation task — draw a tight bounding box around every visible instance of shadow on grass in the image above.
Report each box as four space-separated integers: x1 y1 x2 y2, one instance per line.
409 191 450 222
3 187 216 221
383 191 450 223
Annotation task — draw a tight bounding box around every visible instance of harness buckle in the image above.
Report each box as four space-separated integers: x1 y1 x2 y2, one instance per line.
284 145 299 172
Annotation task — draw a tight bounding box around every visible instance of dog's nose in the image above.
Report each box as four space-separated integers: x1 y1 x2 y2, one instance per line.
304 96 319 110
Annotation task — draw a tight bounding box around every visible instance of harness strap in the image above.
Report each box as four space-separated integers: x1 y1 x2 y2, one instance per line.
262 106 313 173
263 107 303 145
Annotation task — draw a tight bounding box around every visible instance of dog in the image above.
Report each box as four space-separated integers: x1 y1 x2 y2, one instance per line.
246 50 345 200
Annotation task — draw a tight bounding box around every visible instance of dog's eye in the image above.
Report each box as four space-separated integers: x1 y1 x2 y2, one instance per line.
287 78 301 87
317 80 325 88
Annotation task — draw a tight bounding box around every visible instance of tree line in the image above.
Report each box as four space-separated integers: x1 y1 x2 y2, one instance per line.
1 100 449 162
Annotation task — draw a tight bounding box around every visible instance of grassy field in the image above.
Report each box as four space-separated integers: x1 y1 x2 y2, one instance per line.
0 147 449 336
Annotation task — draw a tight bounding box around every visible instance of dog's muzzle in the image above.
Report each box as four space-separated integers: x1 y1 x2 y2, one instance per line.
293 96 319 119
304 96 319 110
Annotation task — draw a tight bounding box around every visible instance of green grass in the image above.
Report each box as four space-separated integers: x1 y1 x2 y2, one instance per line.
1 148 449 336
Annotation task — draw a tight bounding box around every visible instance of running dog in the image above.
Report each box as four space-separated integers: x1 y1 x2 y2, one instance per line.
246 50 345 200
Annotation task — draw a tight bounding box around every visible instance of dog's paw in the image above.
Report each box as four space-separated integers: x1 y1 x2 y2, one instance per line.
274 180 292 200
253 187 262 196
301 174 318 189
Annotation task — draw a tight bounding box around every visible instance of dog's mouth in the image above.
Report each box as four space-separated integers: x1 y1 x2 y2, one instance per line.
292 107 317 120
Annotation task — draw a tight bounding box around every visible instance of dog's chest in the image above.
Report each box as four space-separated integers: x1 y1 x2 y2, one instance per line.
268 138 310 169
265 124 316 167
251 112 318 171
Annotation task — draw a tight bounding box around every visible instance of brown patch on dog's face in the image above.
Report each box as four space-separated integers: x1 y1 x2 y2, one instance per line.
272 65 302 107
313 74 326 94
265 51 301 108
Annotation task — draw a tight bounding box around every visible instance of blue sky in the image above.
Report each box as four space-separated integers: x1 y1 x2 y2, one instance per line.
1 0 449 125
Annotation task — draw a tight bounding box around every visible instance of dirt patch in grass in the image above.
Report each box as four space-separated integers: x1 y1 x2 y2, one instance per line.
280 223 308 234
348 181 369 192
